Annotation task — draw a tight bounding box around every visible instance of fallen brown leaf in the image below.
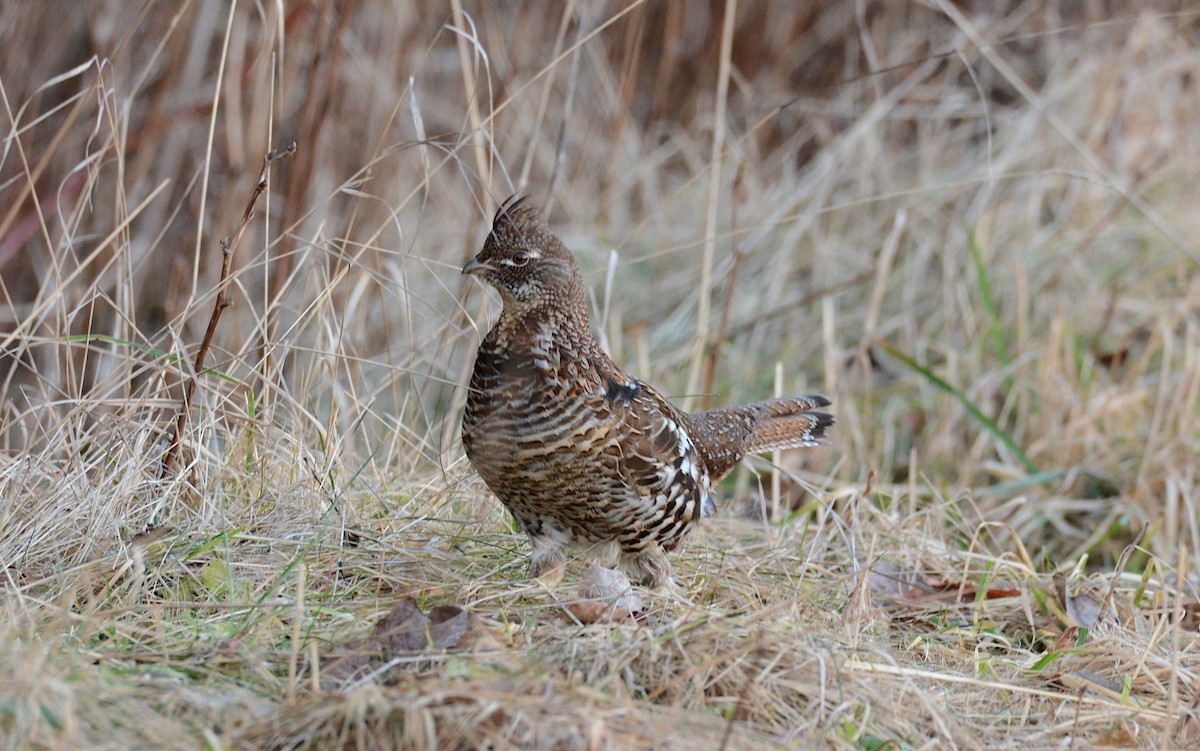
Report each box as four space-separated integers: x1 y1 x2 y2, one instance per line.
320 598 473 688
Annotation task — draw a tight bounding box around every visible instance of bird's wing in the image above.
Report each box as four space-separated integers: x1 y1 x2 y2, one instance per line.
603 376 716 521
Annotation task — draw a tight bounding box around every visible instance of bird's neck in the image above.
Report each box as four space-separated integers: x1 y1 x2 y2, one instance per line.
494 276 592 341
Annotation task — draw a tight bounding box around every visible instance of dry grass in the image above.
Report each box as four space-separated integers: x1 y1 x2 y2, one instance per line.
2 1 1199 748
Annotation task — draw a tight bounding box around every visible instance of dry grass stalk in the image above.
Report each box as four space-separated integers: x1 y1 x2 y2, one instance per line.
161 143 295 479
0 3 1198 749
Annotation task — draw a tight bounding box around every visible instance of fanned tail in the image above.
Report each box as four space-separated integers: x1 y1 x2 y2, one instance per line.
687 394 833 481
740 394 834 453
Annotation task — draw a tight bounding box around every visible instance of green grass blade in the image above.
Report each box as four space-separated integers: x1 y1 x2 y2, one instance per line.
968 233 1009 366
875 339 1039 475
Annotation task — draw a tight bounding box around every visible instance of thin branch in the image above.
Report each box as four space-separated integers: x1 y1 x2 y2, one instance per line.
161 142 297 481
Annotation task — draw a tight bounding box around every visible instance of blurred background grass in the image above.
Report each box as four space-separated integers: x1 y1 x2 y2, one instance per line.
1 1 1198 748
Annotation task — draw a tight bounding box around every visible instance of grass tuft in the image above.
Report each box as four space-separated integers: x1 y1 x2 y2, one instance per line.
2 2 1198 748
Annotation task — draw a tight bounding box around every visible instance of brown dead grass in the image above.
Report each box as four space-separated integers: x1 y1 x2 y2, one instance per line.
2 1 1199 749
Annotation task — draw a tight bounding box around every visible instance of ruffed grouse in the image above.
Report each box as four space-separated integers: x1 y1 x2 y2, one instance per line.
462 197 833 588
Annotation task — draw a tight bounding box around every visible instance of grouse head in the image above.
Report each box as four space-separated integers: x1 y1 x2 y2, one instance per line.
462 196 581 309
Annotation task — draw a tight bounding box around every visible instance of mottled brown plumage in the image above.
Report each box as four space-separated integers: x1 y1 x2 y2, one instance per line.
462 197 833 588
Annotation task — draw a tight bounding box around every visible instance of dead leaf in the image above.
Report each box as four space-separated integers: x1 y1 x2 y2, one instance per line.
1180 600 1200 632
1094 721 1139 747
1065 590 1104 629
321 598 473 689
867 561 933 604
372 599 469 652
1053 625 1079 651
1174 714 1200 748
1053 573 1115 631
1058 670 1125 701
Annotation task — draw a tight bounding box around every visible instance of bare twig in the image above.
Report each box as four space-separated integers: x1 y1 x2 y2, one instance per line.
161 142 297 480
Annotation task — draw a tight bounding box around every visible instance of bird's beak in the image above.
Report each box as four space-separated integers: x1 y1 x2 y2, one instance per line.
462 256 491 276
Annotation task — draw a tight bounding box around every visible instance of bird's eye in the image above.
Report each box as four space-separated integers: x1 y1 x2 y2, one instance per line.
511 252 530 267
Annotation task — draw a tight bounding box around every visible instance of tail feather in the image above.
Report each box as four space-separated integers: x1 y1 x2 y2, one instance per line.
687 393 833 481
745 409 834 453
752 393 832 417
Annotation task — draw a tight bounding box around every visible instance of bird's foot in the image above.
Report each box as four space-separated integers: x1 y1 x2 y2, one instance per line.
528 549 567 590
620 547 672 590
